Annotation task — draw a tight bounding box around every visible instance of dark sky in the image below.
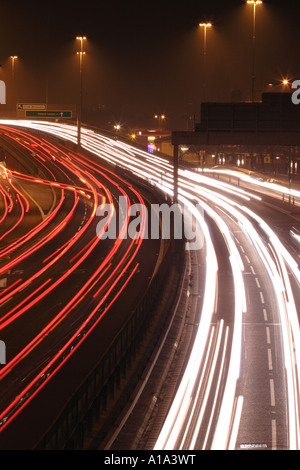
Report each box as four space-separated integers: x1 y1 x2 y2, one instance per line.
1 0 300 129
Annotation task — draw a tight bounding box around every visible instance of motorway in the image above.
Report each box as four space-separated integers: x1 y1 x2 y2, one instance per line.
0 123 163 448
1 120 300 450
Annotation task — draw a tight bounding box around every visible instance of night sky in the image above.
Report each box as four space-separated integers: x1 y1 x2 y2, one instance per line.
1 0 300 129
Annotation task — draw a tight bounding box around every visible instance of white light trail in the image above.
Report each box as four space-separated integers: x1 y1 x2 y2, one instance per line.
2 120 300 450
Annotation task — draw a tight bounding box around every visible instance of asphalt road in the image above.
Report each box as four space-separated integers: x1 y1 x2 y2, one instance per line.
1 121 300 450
0 125 162 448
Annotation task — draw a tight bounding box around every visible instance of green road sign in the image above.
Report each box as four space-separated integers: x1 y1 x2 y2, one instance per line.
25 110 72 118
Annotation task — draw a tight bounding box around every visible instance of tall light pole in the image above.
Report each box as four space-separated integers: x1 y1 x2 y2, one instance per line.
199 23 212 103
76 36 86 147
282 78 291 91
10 56 18 110
247 1 262 102
154 114 166 129
10 56 18 80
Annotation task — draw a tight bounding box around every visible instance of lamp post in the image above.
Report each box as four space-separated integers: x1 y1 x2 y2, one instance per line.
10 56 18 80
0 66 5 105
282 78 291 91
114 124 121 136
247 1 262 102
199 23 212 102
154 114 166 129
10 56 18 110
76 36 86 147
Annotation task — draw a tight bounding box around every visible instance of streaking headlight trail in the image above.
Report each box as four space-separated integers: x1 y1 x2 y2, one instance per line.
1 120 300 450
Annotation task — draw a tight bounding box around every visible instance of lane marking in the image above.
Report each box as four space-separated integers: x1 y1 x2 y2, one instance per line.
268 348 273 371
266 326 271 345
272 419 277 450
270 379 276 407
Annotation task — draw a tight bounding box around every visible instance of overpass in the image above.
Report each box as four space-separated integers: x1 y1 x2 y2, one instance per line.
173 93 300 147
172 93 300 201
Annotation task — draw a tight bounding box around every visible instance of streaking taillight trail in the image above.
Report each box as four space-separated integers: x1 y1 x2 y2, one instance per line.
0 123 149 433
0 120 300 450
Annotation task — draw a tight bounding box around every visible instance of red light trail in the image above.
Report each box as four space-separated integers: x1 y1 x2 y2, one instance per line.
0 125 149 434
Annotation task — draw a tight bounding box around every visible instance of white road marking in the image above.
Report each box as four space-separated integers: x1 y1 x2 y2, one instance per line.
270 379 276 407
266 326 271 344
268 349 273 371
272 420 277 450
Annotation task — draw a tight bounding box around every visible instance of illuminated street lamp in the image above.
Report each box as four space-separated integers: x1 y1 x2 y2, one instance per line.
280 78 292 94
9 56 18 109
282 78 291 88
10 56 18 80
76 36 87 146
267 78 291 92
154 114 166 129
199 23 212 56
199 23 212 102
247 0 263 102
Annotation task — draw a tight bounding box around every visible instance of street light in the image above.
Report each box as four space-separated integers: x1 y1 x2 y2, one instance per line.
247 0 263 102
282 78 290 87
76 36 87 147
199 23 212 102
10 56 18 80
154 114 166 129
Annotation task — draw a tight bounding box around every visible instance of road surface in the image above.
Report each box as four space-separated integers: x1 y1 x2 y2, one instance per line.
1 120 300 450
0 124 163 448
